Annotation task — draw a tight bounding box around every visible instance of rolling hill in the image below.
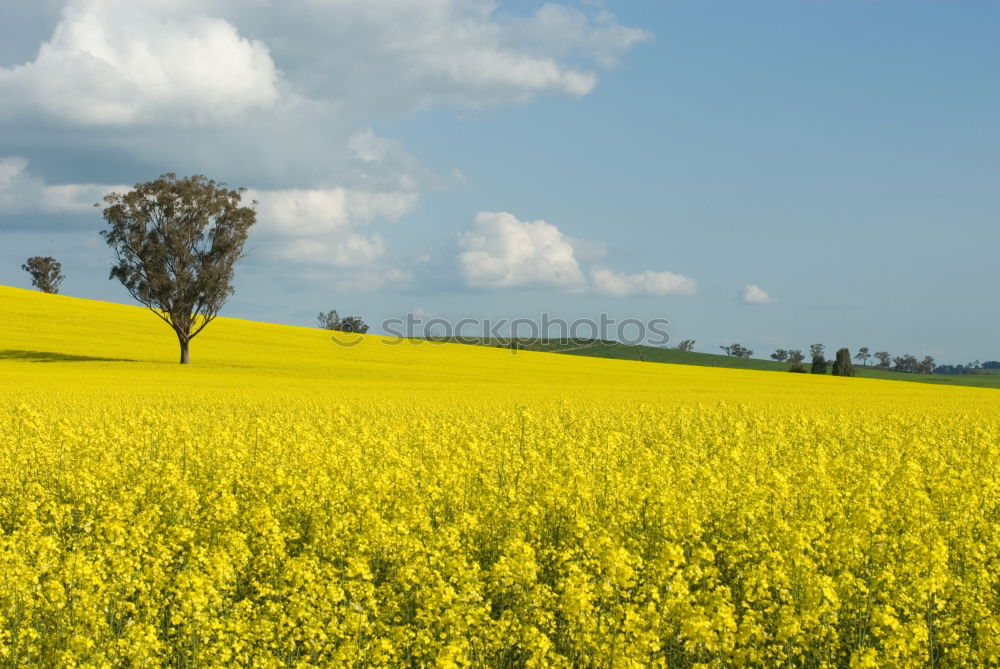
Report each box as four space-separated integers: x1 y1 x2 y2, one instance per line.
426 336 1000 390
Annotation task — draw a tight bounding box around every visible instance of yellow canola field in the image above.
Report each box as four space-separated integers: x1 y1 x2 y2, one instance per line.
1 285 999 667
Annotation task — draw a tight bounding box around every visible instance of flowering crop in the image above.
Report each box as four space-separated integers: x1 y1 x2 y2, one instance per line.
2 286 1000 667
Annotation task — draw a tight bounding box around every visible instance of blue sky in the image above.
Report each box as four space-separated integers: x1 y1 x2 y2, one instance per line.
1 1 997 363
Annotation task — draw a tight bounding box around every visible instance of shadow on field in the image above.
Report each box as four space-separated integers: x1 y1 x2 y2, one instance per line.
0 349 135 363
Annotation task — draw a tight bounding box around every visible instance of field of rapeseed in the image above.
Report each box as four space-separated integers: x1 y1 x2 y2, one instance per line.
2 285 1000 667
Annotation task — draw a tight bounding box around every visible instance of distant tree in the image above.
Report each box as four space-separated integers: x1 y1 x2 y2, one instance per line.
787 349 805 364
893 354 919 373
934 363 967 375
809 343 825 360
854 347 871 366
789 362 807 373
918 356 935 375
831 348 855 377
771 349 789 362
318 310 369 334
723 343 753 358
874 351 892 369
99 173 256 364
339 316 369 334
811 355 828 374
318 310 341 330
676 339 696 352
21 256 64 294
982 361 1000 369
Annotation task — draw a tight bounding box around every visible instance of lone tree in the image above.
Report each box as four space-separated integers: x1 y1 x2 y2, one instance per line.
811 354 828 374
318 310 370 334
770 349 789 362
918 355 935 375
831 347 855 377
874 351 892 369
854 347 871 366
675 339 696 352
721 343 753 358
99 174 256 364
22 256 64 294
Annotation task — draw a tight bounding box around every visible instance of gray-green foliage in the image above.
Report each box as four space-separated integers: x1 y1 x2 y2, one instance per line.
22 256 64 294
811 355 828 374
318 310 370 334
675 339 696 352
854 347 871 366
831 348 855 377
99 174 256 364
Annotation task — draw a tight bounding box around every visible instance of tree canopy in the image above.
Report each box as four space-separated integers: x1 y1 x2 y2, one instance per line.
318 310 370 334
831 348 855 377
22 256 64 294
99 174 256 364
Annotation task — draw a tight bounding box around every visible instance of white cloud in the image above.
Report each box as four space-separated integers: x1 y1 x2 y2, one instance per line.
567 236 607 262
0 0 282 125
268 233 386 267
348 129 392 163
0 1 649 127
591 266 697 297
247 187 417 236
262 0 651 114
507 4 652 69
0 156 125 217
243 130 422 279
458 211 586 291
457 212 697 297
247 186 417 269
0 153 415 278
742 284 775 305
0 2 652 296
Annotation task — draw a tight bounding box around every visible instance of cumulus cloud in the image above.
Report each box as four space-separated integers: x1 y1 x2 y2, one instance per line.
247 186 418 269
0 2 652 296
0 0 649 127
742 284 775 305
253 0 652 115
247 187 417 236
242 130 422 282
591 266 697 297
457 212 696 297
0 156 125 217
0 0 282 125
567 236 607 262
506 4 652 69
0 154 414 285
269 233 386 267
349 129 393 164
458 211 587 291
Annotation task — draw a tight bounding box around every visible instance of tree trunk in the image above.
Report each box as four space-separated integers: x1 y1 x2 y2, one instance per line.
179 337 190 364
